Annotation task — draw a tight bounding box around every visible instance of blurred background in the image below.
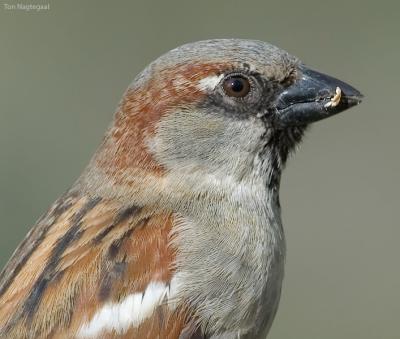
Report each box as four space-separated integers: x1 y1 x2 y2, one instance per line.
0 1 398 338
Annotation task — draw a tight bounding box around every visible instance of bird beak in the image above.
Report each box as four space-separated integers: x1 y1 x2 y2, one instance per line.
275 65 363 127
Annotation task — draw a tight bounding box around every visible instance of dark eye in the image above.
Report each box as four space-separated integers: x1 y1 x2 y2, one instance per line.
222 75 251 98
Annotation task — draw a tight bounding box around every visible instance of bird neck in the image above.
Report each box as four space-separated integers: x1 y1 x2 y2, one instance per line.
167 169 285 336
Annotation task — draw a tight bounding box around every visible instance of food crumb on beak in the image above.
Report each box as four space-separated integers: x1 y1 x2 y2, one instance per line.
324 87 342 108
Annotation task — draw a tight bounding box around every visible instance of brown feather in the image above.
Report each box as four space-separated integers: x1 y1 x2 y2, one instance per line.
0 188 195 338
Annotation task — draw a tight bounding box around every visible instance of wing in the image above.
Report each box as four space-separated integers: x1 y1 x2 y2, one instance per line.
0 190 202 339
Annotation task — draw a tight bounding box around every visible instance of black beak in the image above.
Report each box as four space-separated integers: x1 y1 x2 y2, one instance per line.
275 66 363 127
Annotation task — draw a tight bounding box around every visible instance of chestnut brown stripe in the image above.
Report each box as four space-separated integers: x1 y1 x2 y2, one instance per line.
0 191 77 298
99 216 151 300
107 217 150 259
98 261 127 301
93 204 141 244
22 197 102 319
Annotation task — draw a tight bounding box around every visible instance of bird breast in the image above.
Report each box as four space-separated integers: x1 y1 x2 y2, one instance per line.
168 173 286 337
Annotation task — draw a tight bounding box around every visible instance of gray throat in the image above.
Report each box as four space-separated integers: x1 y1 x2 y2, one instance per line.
170 175 286 338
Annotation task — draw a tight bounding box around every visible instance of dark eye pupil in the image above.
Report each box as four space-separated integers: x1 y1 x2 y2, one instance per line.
222 75 251 98
230 79 244 92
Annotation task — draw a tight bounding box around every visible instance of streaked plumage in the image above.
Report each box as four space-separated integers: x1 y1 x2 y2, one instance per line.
0 39 362 338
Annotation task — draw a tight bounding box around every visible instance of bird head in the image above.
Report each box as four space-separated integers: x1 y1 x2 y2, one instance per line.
87 39 362 194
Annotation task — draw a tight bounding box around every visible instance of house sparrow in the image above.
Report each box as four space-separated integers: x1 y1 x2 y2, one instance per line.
0 39 362 339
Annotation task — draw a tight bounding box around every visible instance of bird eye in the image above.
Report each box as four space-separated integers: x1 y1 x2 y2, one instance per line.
222 75 251 98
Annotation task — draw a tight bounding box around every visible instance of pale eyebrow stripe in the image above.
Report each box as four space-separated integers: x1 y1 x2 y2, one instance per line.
197 74 224 91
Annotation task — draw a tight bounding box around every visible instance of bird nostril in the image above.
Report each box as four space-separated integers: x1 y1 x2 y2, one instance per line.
317 89 331 101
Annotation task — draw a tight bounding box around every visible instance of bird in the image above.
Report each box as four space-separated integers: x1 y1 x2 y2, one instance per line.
0 39 362 339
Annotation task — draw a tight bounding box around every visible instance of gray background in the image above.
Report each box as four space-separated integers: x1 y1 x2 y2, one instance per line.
0 1 398 338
